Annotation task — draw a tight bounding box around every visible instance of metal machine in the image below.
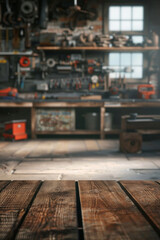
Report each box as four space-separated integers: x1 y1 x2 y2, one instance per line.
138 84 156 99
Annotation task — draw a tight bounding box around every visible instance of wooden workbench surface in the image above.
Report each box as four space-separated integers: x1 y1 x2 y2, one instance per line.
0 180 160 239
0 99 160 108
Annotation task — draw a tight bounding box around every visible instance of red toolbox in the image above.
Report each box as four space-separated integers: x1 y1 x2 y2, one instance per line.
3 120 27 141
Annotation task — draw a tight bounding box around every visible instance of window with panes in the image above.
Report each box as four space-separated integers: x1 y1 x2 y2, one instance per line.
108 5 144 79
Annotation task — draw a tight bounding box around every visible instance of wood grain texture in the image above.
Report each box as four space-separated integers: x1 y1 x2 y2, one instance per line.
120 180 160 233
33 102 103 107
0 142 10 151
13 141 40 158
16 181 78 240
0 102 32 107
0 141 26 159
85 140 99 151
0 181 40 240
79 181 159 240
37 46 160 51
0 181 10 192
104 101 160 108
28 141 55 158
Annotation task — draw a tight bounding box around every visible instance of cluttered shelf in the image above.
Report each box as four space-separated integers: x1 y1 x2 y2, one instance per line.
37 46 160 51
0 51 39 56
0 100 160 140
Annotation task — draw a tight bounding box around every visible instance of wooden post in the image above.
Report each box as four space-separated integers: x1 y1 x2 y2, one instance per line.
100 107 105 139
31 107 36 139
121 115 128 131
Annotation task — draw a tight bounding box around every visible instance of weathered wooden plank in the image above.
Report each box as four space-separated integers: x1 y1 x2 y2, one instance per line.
120 180 160 233
51 140 70 157
68 140 86 155
0 142 10 152
0 141 26 159
37 46 160 51
16 181 78 240
13 141 38 158
0 181 10 192
27 141 56 158
0 181 41 240
85 140 99 151
79 181 159 240
0 102 33 107
33 102 103 107
97 139 118 151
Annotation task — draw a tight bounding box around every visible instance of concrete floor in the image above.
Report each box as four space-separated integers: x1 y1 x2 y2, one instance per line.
0 139 160 180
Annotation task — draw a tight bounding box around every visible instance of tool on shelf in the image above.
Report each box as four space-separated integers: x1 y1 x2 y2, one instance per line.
0 87 18 98
3 120 27 141
138 84 156 99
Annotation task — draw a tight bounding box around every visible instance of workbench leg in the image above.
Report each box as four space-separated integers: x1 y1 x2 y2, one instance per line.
100 107 105 139
31 107 36 139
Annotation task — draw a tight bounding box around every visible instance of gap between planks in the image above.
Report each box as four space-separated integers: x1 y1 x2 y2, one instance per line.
0 181 160 240
78 180 160 240
119 180 160 238
0 181 42 240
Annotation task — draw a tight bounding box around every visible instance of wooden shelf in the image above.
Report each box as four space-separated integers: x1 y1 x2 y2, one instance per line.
104 129 121 134
37 46 160 51
0 51 35 56
138 130 160 134
35 130 100 135
0 102 33 107
104 101 160 108
33 102 103 108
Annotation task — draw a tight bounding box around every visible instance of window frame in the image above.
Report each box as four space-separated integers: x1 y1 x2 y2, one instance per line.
108 52 144 79
102 1 148 81
103 1 148 36
108 6 144 33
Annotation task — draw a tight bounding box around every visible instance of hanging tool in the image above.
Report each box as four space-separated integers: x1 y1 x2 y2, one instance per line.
0 87 18 97
46 58 56 68
25 22 31 48
88 81 92 91
40 0 48 29
20 0 38 23
6 28 9 51
3 0 15 26
19 0 38 48
19 56 31 68
56 0 97 29
20 74 25 90
19 28 25 51
13 28 20 50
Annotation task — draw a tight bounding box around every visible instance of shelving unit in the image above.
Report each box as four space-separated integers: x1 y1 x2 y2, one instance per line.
37 46 160 51
0 100 160 139
31 101 104 139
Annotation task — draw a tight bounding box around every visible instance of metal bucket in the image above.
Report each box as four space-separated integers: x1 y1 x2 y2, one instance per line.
104 112 112 130
84 112 100 130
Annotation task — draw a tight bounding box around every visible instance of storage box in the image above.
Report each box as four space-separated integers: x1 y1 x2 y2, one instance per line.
36 109 75 132
3 120 27 140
